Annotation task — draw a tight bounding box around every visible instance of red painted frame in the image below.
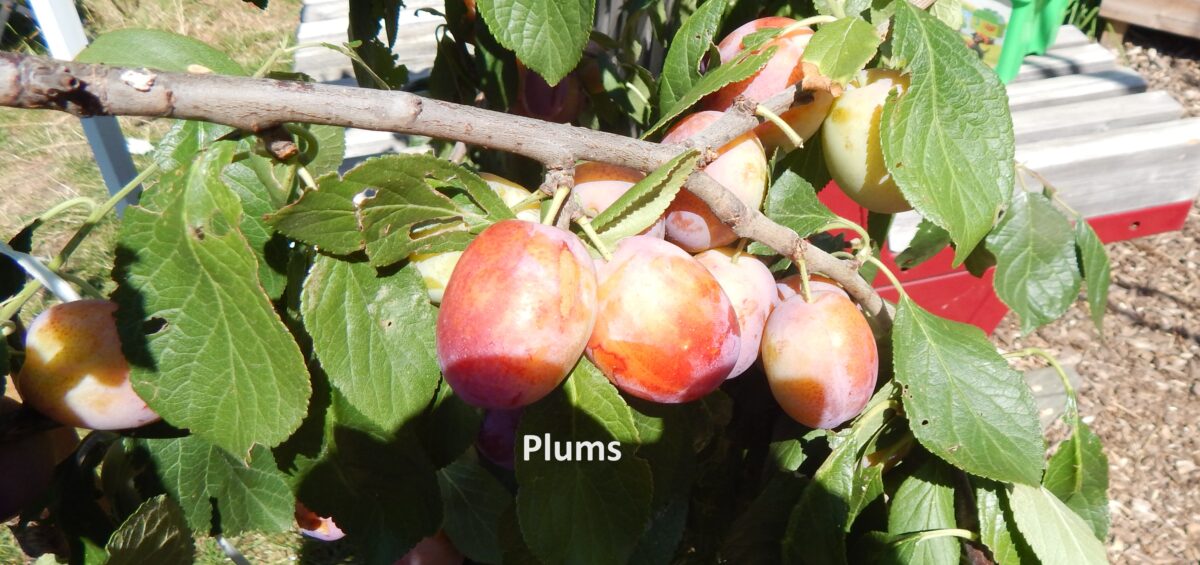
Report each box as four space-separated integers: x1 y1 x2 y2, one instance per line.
816 184 1193 333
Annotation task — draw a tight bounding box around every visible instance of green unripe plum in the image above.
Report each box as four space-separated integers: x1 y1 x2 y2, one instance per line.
437 220 598 409
410 173 541 303
16 300 160 430
821 69 913 214
0 397 78 520
662 111 769 252
762 290 878 428
704 17 834 153
694 248 776 379
586 236 740 402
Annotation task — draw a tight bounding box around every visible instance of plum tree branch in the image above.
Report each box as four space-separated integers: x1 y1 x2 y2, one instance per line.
0 52 894 328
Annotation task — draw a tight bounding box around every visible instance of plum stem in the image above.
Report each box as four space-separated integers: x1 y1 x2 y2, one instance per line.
754 105 804 149
787 16 839 33
797 254 813 303
575 217 613 262
542 186 570 225
865 256 907 300
731 239 749 264
821 218 872 261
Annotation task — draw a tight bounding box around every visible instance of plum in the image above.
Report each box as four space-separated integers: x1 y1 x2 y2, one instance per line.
694 248 776 378
476 408 521 469
395 531 464 565
662 111 769 252
296 501 346 541
573 162 664 238
15 300 160 430
703 17 834 153
410 174 541 303
437 220 597 409
586 236 740 402
514 60 584 124
821 68 913 213
0 397 78 520
762 290 878 428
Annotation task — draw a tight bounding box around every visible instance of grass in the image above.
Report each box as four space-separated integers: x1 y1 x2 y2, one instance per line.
0 0 346 563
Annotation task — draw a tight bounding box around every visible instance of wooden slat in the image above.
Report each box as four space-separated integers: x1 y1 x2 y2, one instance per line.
1046 25 1091 51
1006 68 1146 111
1012 43 1117 83
1012 90 1184 143
1016 117 1200 218
1100 0 1200 40
300 0 347 22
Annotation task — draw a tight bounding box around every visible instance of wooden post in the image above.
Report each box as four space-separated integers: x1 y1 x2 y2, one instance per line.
28 0 141 214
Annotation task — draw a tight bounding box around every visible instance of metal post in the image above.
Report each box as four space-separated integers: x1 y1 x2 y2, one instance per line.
29 0 141 213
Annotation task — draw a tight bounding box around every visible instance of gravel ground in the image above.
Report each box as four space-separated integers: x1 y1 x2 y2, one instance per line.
993 26 1200 564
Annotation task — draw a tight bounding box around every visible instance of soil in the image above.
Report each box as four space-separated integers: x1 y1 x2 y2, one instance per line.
992 26 1200 564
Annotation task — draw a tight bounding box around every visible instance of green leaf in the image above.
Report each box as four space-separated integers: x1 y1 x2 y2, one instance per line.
975 479 1037 565
439 456 513 564
892 298 1044 485
476 0 596 85
894 219 951 270
153 121 235 174
1008 484 1108 565
987 191 1081 333
1074 220 1110 332
76 29 244 75
304 124 347 178
721 474 806 563
592 150 700 247
143 437 295 535
302 255 441 433
267 173 366 255
882 1 1015 265
418 383 483 470
106 495 195 565
658 0 729 115
647 46 776 136
515 360 653 565
115 143 311 454
801 18 882 85
221 160 288 299
296 426 442 564
748 168 836 255
778 132 832 192
931 0 965 29
1044 421 1109 540
886 458 958 564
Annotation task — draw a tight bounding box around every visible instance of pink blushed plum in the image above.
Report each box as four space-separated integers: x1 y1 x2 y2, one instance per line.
694 248 776 378
436 220 598 409
586 236 740 402
573 162 664 238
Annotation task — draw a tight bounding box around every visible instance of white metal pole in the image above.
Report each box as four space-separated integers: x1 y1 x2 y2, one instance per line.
29 0 140 213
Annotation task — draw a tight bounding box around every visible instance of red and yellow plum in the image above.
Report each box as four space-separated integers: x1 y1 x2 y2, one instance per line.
0 397 78 520
573 162 664 238
437 220 597 409
16 300 159 430
662 112 768 252
694 248 776 378
762 291 878 428
586 236 740 402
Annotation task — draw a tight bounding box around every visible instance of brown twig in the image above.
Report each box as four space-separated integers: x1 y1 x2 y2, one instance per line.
0 52 894 327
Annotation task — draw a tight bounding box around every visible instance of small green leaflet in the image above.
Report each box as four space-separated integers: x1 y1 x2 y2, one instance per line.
886 458 959 564
1009 484 1108 565
658 0 728 116
882 1 1015 266
975 479 1038 565
115 142 311 455
931 0 965 29
892 298 1044 485
302 256 441 434
439 456 513 564
143 437 295 535
1044 421 1110 540
476 0 595 85
987 191 1081 333
515 360 653 565
747 169 836 255
105 496 195 565
1074 220 1110 332
894 219 951 270
591 149 699 247
801 18 882 85
647 46 777 137
76 29 245 75
268 155 514 264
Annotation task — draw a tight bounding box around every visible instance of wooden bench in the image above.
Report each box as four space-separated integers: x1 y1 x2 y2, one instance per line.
293 2 1200 332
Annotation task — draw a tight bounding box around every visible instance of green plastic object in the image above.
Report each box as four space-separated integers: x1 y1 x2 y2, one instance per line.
993 0 1073 82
